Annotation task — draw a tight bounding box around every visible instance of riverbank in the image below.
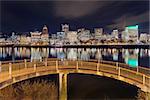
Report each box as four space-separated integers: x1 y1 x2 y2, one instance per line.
0 44 149 48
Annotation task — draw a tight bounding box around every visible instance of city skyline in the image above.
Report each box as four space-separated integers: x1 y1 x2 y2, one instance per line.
0 0 149 34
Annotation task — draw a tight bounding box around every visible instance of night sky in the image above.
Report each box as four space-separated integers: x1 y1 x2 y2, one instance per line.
0 0 149 34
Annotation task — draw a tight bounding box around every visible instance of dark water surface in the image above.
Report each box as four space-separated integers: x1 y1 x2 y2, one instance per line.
0 47 149 99
0 47 149 68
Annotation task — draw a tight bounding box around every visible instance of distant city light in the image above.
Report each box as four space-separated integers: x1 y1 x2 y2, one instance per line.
126 25 139 29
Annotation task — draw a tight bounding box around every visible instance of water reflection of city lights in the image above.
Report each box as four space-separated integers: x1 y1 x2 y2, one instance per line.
0 47 149 67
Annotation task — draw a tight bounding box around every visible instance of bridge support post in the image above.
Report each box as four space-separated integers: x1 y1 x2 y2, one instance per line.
9 63 12 78
24 59 27 69
45 58 47 67
118 67 120 76
143 74 145 85
97 61 99 72
136 66 139 74
59 73 67 100
0 61 1 72
34 64 36 71
56 60 58 72
116 62 118 70
76 61 79 70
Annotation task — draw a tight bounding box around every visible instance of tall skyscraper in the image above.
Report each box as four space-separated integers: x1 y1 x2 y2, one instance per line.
41 25 49 45
121 31 128 42
61 24 69 33
94 28 103 40
42 25 48 34
94 28 103 35
125 25 139 43
112 30 119 39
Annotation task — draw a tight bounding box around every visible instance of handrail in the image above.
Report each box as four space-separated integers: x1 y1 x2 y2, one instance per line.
0 58 150 74
0 59 149 93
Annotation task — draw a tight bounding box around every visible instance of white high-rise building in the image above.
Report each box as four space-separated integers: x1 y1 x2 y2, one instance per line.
41 25 49 44
66 31 78 44
11 32 17 43
57 32 66 39
121 31 129 42
139 33 148 43
78 29 91 42
62 24 69 33
125 25 139 42
30 31 41 44
111 30 119 39
94 28 103 39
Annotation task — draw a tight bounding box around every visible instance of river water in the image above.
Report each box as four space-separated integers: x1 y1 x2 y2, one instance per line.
0 47 149 99
0 47 149 68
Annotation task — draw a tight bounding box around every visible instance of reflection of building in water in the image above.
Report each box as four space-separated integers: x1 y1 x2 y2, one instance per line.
95 49 102 60
67 48 77 60
77 48 82 59
14 47 30 58
140 49 149 57
102 48 107 56
112 49 118 61
91 48 96 58
108 48 112 55
80 49 90 60
41 48 49 58
124 49 138 67
0 48 6 58
50 48 57 57
31 48 42 61
0 47 12 59
57 48 65 59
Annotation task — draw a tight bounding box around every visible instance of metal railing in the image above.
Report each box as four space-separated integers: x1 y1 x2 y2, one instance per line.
0 58 150 92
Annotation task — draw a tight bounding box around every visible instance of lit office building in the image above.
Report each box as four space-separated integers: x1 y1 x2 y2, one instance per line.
121 31 129 42
57 32 66 39
11 32 17 43
147 34 150 43
77 28 85 32
78 29 91 42
139 33 148 43
20 35 28 44
62 24 69 33
125 25 139 43
41 25 49 45
0 32 5 44
111 30 119 39
30 31 42 45
94 28 103 39
66 31 78 44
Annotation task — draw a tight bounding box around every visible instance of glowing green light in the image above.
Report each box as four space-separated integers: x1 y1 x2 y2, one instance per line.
126 25 138 29
127 58 138 68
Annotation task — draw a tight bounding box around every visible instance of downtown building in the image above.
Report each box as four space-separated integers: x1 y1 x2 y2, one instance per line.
125 25 139 43
66 31 78 44
77 29 91 44
139 33 148 43
41 25 49 45
30 31 42 45
62 24 69 33
94 28 103 40
111 29 119 39
30 25 49 45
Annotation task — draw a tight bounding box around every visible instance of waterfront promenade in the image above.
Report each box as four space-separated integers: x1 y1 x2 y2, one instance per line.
0 58 150 100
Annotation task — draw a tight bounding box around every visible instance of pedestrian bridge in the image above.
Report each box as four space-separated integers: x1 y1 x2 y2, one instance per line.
0 58 150 100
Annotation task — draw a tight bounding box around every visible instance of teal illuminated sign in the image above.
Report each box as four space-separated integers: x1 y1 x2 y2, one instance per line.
126 25 138 29
127 58 138 68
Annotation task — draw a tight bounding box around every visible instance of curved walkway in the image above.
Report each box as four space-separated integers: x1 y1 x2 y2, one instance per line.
0 58 150 93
